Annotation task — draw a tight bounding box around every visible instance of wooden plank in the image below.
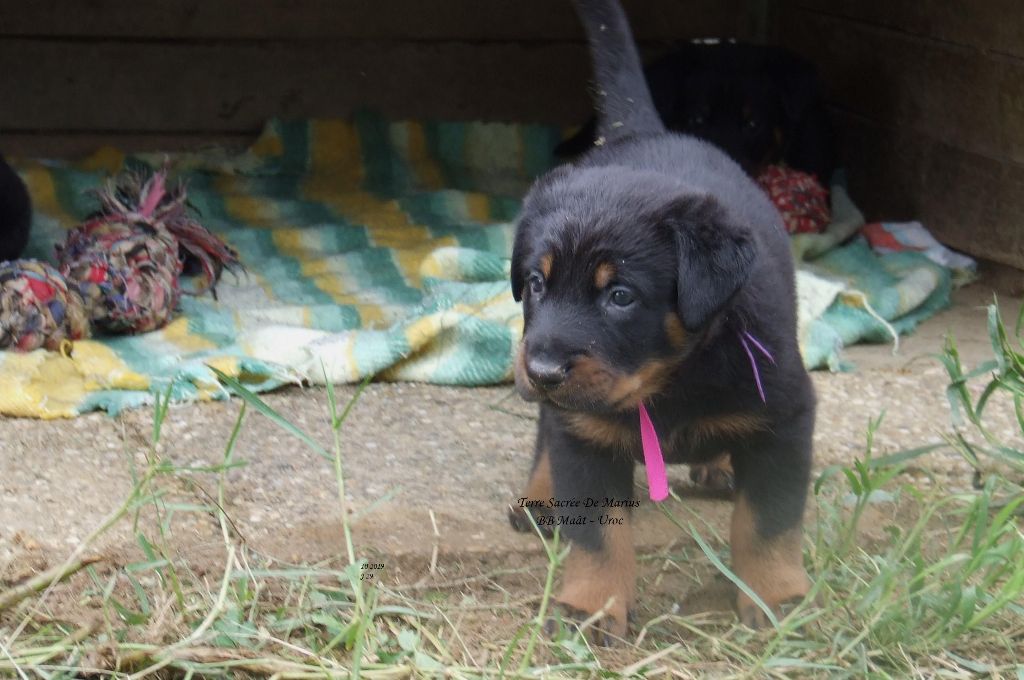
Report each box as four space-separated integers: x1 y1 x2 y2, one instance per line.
0 0 754 42
978 259 1024 297
0 39 595 132
837 112 1024 269
778 7 1024 165
0 132 254 159
780 0 1024 60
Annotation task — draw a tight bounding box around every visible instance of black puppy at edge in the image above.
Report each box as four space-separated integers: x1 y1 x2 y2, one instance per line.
507 0 815 638
0 155 32 261
555 42 835 184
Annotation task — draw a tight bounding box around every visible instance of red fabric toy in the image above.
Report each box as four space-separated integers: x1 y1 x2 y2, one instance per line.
756 165 830 235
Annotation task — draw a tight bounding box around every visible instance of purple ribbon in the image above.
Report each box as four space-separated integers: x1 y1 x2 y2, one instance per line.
738 330 775 403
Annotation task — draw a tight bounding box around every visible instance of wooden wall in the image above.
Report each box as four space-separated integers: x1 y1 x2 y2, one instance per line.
775 0 1024 269
0 0 760 157
3 0 1019 268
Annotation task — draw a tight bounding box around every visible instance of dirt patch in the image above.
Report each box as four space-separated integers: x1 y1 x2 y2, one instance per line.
1 282 1021 627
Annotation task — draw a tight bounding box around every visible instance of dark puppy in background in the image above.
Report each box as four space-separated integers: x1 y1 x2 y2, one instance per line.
556 41 835 183
0 155 32 261
508 0 815 639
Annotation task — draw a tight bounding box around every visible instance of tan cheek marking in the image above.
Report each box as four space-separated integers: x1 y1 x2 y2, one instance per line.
607 374 642 404
540 253 553 279
606 359 671 407
730 493 810 627
664 313 687 349
594 262 616 289
567 356 670 412
566 355 614 394
556 507 635 637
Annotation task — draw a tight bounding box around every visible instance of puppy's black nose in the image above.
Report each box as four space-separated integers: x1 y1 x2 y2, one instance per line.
525 355 568 389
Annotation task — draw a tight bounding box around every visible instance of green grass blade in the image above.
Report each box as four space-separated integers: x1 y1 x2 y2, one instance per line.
209 366 329 459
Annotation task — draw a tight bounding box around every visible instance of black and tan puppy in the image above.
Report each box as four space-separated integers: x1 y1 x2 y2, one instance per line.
507 0 815 638
555 42 835 184
0 155 32 261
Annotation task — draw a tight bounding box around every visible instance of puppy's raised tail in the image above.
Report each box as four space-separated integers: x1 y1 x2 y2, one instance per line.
572 0 665 145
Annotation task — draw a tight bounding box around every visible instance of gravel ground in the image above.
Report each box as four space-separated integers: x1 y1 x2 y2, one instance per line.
1 282 1021 581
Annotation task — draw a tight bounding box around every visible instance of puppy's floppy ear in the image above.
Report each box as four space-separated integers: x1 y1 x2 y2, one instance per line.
668 197 756 331
512 166 574 300
510 217 532 302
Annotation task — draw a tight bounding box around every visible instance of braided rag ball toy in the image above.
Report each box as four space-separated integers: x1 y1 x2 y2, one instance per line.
0 259 90 351
0 167 240 351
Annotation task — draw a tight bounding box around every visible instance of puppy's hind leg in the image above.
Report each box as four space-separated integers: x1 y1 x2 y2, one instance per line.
689 452 735 492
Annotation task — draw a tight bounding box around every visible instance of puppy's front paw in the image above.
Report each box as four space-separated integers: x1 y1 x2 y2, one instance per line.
737 597 775 629
543 599 629 646
736 587 807 629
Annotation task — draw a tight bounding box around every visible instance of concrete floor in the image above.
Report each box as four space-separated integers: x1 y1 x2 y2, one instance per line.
1 282 1021 584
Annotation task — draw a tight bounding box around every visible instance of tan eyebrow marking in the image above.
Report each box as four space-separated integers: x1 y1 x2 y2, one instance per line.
540 252 553 279
594 262 616 289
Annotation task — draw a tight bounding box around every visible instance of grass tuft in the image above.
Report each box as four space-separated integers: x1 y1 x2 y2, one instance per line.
940 298 1024 478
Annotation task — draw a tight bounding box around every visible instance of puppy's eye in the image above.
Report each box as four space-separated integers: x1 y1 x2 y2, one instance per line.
609 287 635 307
527 272 545 296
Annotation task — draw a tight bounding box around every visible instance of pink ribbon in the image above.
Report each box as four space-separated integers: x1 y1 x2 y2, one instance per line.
638 402 669 502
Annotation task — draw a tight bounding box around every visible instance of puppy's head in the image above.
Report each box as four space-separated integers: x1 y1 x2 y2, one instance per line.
511 167 755 413
670 74 786 175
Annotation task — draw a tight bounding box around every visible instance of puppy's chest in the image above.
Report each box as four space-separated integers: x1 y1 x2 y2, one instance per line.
561 409 768 462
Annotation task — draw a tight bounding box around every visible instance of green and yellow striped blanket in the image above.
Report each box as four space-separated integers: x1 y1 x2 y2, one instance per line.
0 114 951 418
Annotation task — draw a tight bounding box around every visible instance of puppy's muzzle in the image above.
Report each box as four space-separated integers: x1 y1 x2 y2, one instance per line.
525 354 569 389
515 342 573 402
